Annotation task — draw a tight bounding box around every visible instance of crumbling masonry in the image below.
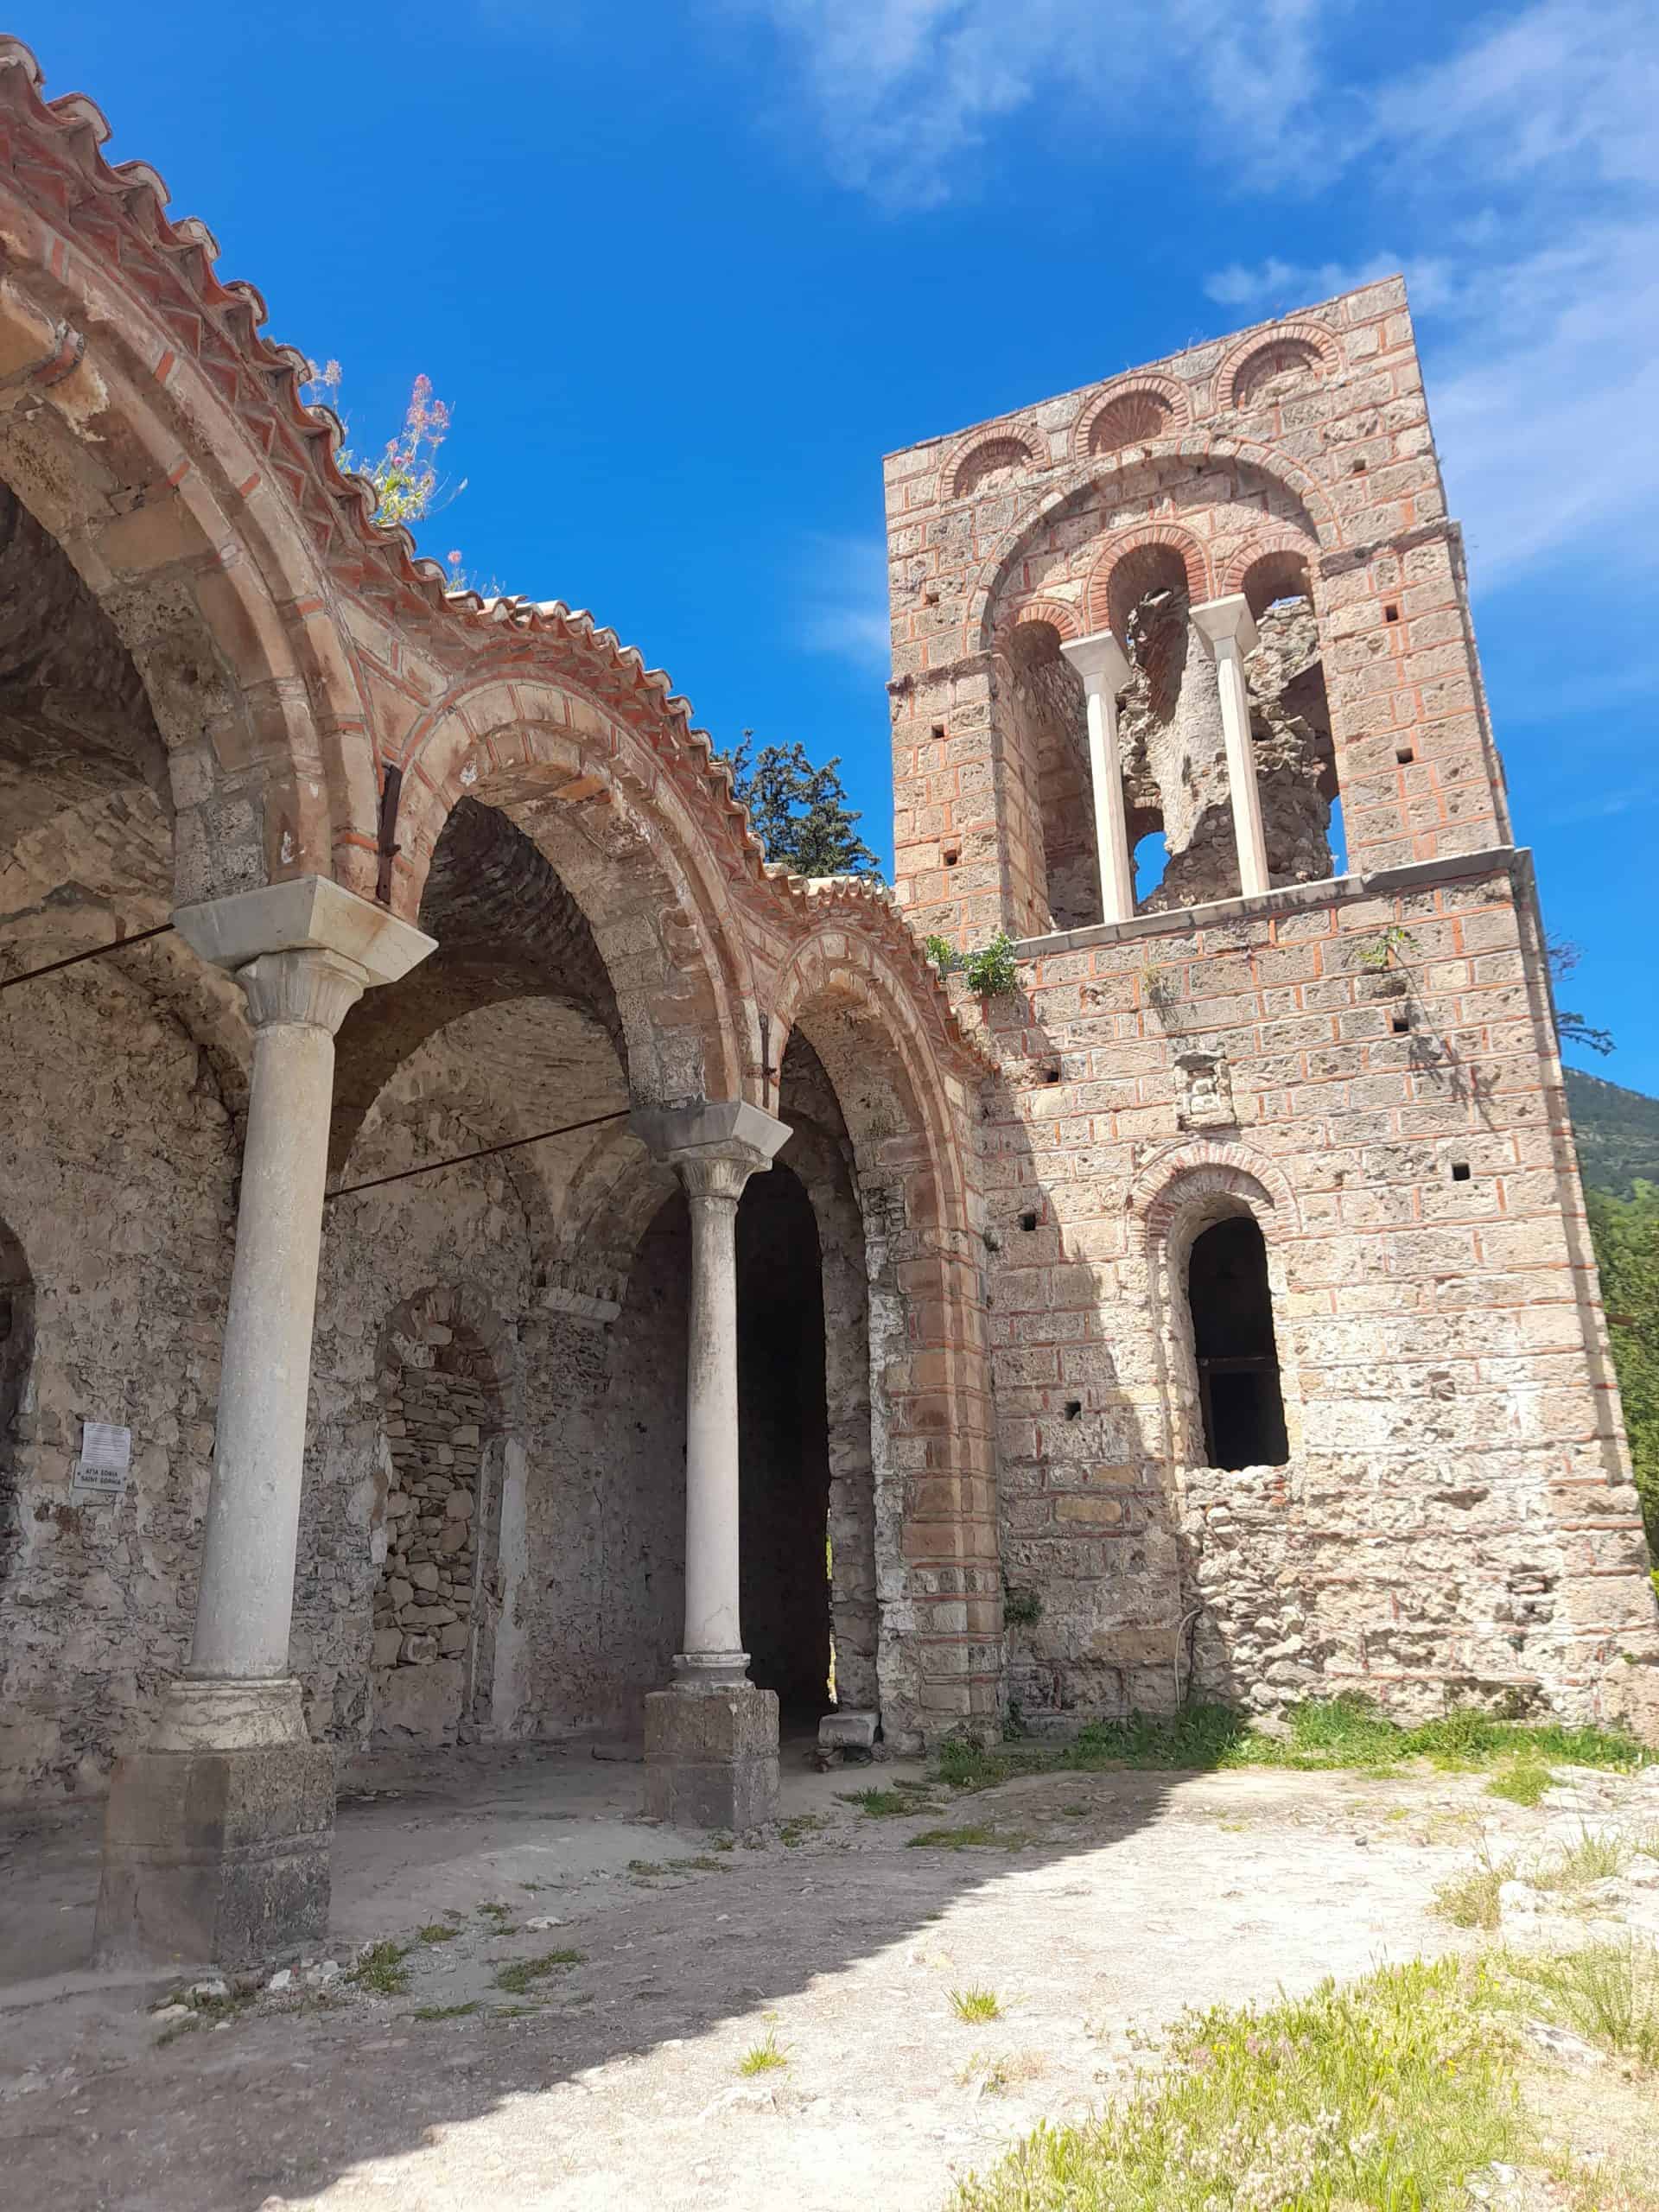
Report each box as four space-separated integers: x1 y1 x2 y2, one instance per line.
0 37 1653 1966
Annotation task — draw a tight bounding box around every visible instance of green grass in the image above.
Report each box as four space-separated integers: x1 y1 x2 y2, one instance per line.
1485 1759 1556 1806
413 2002 479 2022
950 1986 1003 2023
777 1815 824 1847
738 2031 787 2075
493 1948 585 1996
347 1942 412 1996
908 1824 1006 1850
1541 1825 1630 1887
418 1923 461 1942
627 1859 666 1876
1435 1841 1517 1931
477 1901 514 1923
840 1785 938 1816
1504 1940 1659 2069
1433 1824 1637 1930
671 1855 728 1873
933 1696 1650 1794
955 1954 1524 2211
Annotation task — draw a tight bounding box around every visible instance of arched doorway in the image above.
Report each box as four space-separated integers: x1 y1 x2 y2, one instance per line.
1186 1216 1288 1471
736 1162 833 1721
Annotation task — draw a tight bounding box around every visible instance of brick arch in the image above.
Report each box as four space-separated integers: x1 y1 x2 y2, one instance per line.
966 438 1340 655
0 55 370 902
1132 1139 1300 1239
1219 526 1320 608
950 434 1037 500
1215 321 1342 416
943 417 1043 504
1083 524 1213 642
1072 372 1190 462
392 677 759 1107
766 930 995 1747
1000 594 1084 646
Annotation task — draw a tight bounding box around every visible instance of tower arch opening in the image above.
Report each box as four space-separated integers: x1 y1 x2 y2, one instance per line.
1185 1216 1288 1471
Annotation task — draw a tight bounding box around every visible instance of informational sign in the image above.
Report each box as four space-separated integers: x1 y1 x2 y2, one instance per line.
71 1421 131 1506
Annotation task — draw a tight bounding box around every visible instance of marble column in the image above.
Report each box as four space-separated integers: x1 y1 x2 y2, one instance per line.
1060 629 1135 925
1190 594 1270 900
96 877 434 1967
631 1099 790 1829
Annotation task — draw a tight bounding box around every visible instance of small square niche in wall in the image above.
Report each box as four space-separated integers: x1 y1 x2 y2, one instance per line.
1451 1160 1471 1183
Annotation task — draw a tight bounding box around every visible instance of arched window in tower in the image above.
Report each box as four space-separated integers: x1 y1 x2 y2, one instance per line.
1007 620 1102 932
1186 1215 1287 1471
1239 550 1339 887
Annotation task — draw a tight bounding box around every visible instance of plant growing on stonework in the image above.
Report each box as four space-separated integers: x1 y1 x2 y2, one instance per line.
963 933 1019 998
925 934 962 979
301 360 467 537
1354 922 1418 971
723 736 882 879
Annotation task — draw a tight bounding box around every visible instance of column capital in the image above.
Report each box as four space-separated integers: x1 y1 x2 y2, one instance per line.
173 875 436 992
630 1099 791 1190
1059 628 1132 693
1188 594 1259 657
234 946 368 1036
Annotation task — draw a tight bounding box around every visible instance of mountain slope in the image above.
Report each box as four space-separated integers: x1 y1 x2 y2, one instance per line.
1564 1067 1659 1198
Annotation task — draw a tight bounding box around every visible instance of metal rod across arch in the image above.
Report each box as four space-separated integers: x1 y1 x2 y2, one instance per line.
323 1108 632 1203
0 922 175 993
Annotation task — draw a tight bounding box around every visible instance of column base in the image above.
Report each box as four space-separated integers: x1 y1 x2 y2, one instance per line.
644 1681 779 1831
94 1685 334 1968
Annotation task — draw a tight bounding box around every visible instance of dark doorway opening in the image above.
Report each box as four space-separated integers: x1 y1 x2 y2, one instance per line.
1187 1216 1288 1471
737 1163 832 1720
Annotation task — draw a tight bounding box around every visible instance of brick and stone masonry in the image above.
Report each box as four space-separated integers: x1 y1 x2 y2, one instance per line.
881 279 1659 1737
0 18 1654 1969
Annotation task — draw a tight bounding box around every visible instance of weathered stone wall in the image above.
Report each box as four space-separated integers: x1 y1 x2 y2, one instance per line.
509 1234 687 1743
0 955 237 1802
974 858 1658 1735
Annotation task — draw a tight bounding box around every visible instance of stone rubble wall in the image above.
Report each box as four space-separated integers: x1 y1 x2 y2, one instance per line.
370 1357 484 1746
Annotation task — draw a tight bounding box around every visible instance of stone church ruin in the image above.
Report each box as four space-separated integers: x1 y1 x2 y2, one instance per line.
0 36 1654 1966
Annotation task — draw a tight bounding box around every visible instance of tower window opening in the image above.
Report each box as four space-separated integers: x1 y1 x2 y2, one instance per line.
1187 1216 1287 1471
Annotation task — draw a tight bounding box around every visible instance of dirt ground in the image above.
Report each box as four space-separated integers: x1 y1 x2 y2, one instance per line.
3 1740 1656 2211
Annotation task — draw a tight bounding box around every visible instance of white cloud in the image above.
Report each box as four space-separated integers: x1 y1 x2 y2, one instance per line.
796 532 891 669
739 3 1659 593
1203 255 1455 315
726 0 1329 210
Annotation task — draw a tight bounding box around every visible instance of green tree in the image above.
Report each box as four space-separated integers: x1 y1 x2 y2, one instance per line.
726 736 881 880
1587 1180 1659 1559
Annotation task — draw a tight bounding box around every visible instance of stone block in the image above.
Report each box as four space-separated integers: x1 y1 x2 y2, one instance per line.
817 1709 878 1751
644 1683 779 1830
94 1739 334 1969
372 1628 403 1668
375 1659 464 1741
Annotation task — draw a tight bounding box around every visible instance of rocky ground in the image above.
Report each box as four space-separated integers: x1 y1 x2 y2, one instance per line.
3 1742 1656 2210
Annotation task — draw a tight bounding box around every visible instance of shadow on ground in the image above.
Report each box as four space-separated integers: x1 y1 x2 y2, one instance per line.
0 1735 1494 2210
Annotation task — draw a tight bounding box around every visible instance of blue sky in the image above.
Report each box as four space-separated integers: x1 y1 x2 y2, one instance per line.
43 2 1659 1089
